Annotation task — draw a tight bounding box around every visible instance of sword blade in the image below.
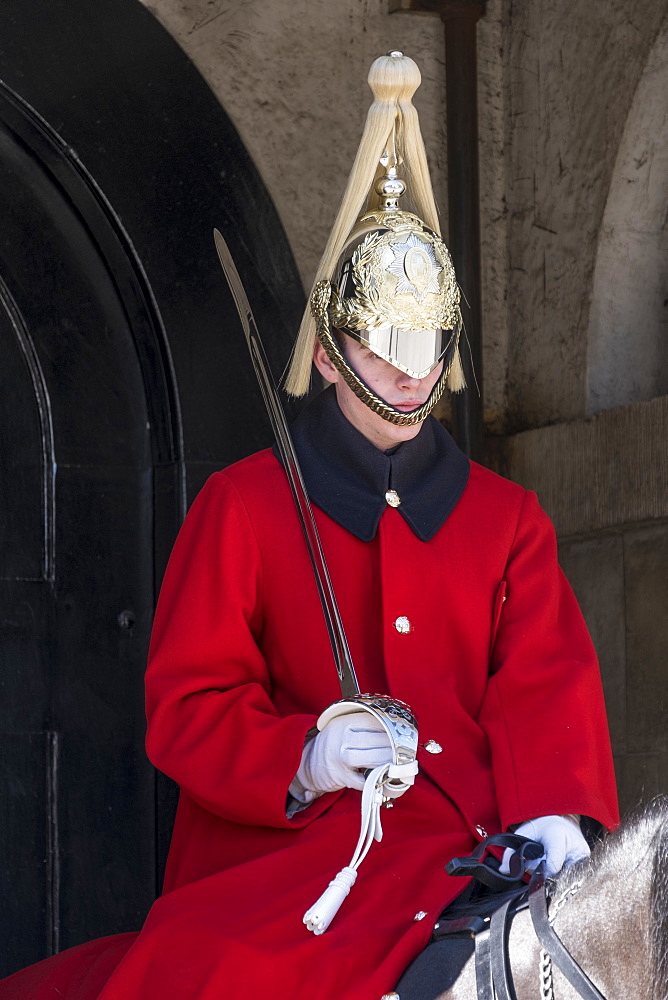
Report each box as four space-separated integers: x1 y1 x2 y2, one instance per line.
214 229 360 699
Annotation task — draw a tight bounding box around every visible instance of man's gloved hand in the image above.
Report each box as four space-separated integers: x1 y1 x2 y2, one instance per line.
290 713 394 801
500 814 590 877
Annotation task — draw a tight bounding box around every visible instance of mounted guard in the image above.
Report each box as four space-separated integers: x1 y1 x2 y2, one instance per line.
0 49 620 1000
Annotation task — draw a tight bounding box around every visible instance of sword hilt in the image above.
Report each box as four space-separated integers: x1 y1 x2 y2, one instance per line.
317 693 419 770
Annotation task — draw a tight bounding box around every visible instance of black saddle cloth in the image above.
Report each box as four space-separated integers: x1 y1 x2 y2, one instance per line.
394 936 475 999
394 883 524 1000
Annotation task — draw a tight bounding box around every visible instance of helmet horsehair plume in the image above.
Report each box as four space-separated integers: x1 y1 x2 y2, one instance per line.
285 51 466 398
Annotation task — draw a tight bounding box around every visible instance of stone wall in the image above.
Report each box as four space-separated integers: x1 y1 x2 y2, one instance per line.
561 524 668 819
139 0 448 291
489 397 668 817
494 1 668 816
586 13 668 414
503 0 668 430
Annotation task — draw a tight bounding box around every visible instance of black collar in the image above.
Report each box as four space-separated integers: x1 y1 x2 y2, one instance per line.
278 386 469 542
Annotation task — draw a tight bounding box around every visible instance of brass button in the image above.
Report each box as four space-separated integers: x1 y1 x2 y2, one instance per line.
385 489 401 507
424 739 443 755
414 910 427 921
393 616 412 634
475 824 488 838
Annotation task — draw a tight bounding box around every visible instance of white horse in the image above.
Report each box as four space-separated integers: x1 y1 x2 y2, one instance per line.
395 798 668 1000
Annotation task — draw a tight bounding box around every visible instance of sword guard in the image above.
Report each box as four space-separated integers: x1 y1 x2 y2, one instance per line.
317 693 418 768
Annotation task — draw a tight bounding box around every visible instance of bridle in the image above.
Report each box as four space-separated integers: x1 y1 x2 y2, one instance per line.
441 834 608 1000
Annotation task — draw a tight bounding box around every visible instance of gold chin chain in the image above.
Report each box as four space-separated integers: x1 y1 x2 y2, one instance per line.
310 280 456 427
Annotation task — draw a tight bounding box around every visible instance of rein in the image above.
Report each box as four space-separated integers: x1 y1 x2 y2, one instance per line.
529 868 605 1000
442 835 608 1000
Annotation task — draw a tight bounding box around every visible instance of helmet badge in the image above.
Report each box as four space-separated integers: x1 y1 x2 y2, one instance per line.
387 235 442 304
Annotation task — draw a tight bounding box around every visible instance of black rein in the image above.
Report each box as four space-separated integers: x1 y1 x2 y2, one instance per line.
528 867 606 1000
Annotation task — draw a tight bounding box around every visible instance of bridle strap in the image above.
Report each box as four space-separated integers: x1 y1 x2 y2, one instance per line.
489 896 517 1000
528 868 607 1000
442 843 610 1000
474 926 494 1000
466 881 607 1000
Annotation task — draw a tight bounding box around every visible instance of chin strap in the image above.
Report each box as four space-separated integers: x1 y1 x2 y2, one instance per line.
303 759 419 935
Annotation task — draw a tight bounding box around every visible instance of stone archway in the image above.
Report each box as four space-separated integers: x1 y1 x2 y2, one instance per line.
586 14 668 414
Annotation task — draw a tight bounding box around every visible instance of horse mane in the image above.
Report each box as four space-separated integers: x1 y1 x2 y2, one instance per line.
648 798 668 1000
563 796 668 1000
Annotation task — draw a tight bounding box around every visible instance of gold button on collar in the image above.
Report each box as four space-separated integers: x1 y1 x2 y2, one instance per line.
385 489 401 507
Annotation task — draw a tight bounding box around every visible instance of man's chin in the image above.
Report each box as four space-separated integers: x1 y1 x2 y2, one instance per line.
379 420 423 444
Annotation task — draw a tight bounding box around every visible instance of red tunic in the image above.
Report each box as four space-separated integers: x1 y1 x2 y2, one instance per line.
0 450 618 1000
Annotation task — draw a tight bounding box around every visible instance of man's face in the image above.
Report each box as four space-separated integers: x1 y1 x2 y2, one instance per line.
312 334 443 451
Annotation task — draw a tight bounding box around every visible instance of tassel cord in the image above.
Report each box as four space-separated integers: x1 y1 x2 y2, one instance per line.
303 763 396 934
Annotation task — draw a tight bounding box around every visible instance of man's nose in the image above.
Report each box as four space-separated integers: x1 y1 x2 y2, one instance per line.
397 370 422 388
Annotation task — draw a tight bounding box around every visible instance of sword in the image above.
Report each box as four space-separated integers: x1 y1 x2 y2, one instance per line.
214 228 419 934
213 229 360 699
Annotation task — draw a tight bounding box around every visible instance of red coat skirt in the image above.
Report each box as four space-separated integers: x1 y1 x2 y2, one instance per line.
0 451 618 1000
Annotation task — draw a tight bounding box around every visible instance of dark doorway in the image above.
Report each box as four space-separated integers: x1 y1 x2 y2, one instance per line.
0 0 304 976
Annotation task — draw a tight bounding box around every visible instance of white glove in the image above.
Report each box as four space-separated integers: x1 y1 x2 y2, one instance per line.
500 815 590 877
290 713 393 801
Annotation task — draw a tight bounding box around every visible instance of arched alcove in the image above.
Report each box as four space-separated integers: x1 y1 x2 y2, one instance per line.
0 0 304 976
586 14 668 414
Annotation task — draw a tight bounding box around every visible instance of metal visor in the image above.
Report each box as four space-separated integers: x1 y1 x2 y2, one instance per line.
350 323 450 379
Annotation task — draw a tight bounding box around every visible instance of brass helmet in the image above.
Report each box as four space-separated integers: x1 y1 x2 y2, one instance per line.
286 52 465 425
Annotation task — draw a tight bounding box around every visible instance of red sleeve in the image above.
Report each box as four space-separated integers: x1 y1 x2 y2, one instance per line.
144 473 334 830
478 490 619 832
